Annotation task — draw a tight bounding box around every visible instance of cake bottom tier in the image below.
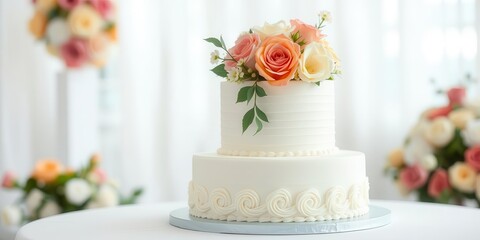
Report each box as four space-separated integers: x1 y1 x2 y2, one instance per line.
189 151 369 223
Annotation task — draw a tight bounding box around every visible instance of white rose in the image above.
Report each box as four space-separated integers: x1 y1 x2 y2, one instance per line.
408 118 429 138
94 185 119 208
466 97 480 116
25 189 44 214
448 162 476 193
252 20 294 40
448 108 475 130
404 135 433 165
66 178 93 205
86 201 102 210
425 117 455 147
46 19 71 46
1 205 22 226
298 42 334 83
420 154 437 171
39 201 61 218
462 120 480 147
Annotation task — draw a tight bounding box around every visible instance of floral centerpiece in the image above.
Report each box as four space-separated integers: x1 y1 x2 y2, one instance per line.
29 0 117 68
205 12 340 134
0 155 142 227
386 85 480 206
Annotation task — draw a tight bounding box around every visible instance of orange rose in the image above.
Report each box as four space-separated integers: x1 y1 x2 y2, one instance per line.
255 35 300 86
29 11 48 39
31 159 63 184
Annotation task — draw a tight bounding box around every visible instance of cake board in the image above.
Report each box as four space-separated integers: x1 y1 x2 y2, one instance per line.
169 205 391 235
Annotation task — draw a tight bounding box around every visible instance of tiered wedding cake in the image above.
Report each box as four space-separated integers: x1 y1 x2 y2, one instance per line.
189 14 369 222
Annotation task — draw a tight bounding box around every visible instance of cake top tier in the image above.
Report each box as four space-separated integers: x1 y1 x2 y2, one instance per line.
205 13 341 134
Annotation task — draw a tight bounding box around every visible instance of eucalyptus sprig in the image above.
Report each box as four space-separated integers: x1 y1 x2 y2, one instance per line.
237 80 269 134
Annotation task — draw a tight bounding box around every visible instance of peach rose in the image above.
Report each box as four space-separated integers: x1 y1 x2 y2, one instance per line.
388 148 405 168
88 34 110 67
68 4 103 38
35 0 57 13
465 146 480 171
224 33 260 71
448 162 476 193
426 106 452 120
31 159 63 184
255 35 300 86
428 169 450 198
290 19 324 48
399 164 428 190
28 11 47 39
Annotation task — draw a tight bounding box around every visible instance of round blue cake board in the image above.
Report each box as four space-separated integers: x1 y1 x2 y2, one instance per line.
169 205 391 235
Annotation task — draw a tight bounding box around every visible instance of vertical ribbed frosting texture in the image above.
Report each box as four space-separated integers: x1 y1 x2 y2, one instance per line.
219 81 337 157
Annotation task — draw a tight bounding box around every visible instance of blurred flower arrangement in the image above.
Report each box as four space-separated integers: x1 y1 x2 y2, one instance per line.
386 79 480 206
28 0 117 68
205 12 341 134
0 155 142 227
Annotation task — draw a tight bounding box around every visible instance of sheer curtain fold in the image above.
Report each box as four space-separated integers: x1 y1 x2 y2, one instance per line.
0 0 478 205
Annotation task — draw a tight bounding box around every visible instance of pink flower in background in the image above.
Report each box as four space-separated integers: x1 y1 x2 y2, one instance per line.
94 168 107 183
427 105 452 120
399 164 428 190
58 0 85 10
1 172 16 188
465 146 480 171
447 87 466 106
290 19 324 48
89 0 113 18
224 33 261 71
60 38 89 68
428 169 450 198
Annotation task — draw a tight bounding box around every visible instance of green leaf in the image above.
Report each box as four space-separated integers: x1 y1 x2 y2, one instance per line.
211 64 228 78
255 85 267 97
236 87 251 103
255 106 269 122
204 37 223 48
254 117 263 135
314 81 321 86
220 36 226 48
246 86 254 104
242 108 255 133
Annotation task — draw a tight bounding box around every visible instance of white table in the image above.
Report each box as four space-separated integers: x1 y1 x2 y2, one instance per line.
15 200 480 240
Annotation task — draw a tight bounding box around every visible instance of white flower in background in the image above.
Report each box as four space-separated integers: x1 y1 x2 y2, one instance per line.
466 97 480 116
1 205 22 226
25 189 44 214
94 184 119 208
46 19 71 46
210 50 220 64
425 117 455 147
298 42 334 83
404 135 433 165
476 175 480 200
448 108 475 130
408 118 429 138
39 201 61 218
226 67 244 82
462 120 480 147
252 20 294 40
420 154 437 171
86 201 102 210
66 178 93 205
448 162 476 193
319 11 332 23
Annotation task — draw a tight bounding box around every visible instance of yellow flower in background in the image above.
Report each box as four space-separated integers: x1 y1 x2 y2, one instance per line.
31 159 63 184
46 44 59 57
448 108 475 130
106 26 117 42
35 0 57 14
28 11 47 39
448 162 476 193
68 4 103 38
387 148 404 168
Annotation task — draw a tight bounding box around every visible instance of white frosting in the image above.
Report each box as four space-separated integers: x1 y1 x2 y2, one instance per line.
220 81 336 156
189 151 369 222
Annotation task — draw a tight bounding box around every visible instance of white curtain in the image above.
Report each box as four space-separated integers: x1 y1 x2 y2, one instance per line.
0 0 478 206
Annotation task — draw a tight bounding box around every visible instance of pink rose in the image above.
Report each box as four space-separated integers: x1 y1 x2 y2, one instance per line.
89 0 113 18
94 168 107 183
58 0 85 10
224 33 260 71
465 146 480 171
447 87 465 106
60 38 89 68
427 105 452 120
255 35 301 86
428 169 450 198
399 164 428 190
290 19 324 48
1 172 16 188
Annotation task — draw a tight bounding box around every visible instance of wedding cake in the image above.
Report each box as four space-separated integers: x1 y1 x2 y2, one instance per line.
189 14 369 223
